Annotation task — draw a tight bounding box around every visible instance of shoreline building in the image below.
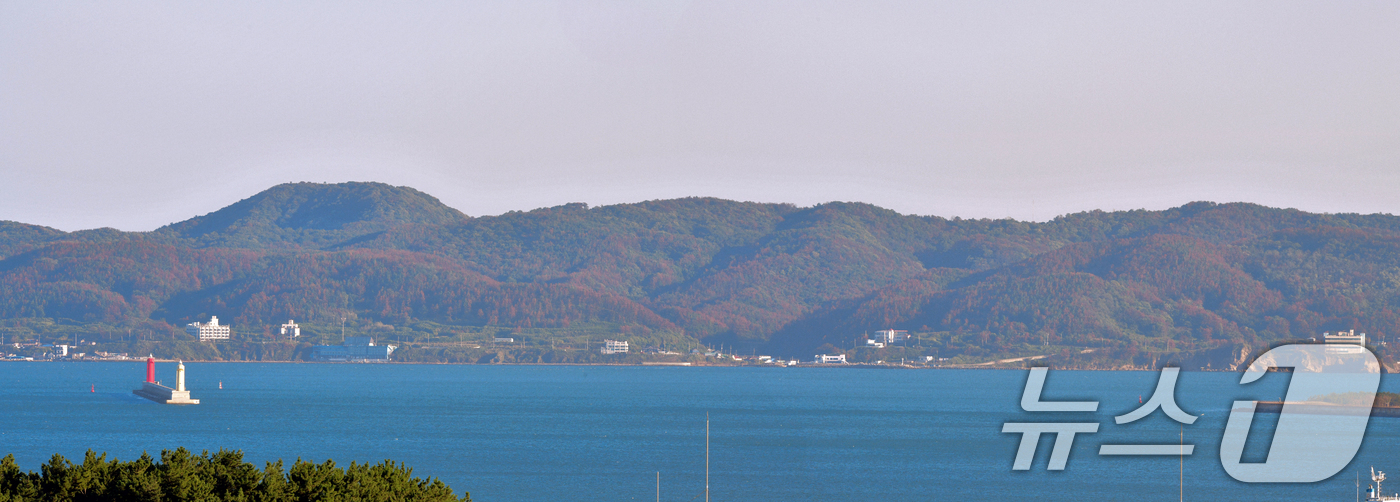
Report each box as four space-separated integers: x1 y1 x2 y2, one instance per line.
312 336 396 362
280 320 301 339
133 356 199 405
874 329 910 344
602 339 629 355
186 316 231 341
1324 329 1367 355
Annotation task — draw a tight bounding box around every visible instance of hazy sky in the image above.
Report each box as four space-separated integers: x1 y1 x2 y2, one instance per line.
3 1 1398 231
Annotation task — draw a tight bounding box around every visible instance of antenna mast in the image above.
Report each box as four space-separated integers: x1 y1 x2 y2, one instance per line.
1374 467 1387 500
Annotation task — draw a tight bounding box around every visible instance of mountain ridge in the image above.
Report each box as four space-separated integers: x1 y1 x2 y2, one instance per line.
3 182 1398 367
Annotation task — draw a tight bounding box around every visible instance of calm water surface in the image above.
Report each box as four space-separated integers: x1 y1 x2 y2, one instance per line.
3 362 1400 501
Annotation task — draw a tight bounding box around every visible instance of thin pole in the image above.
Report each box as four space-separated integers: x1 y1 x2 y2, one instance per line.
1179 424 1183 502
656 471 659 502
706 413 710 502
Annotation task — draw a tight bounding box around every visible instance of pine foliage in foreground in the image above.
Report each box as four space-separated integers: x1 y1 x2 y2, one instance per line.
0 448 469 502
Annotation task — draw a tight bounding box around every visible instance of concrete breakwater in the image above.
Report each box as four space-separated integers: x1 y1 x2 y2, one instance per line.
132 357 199 405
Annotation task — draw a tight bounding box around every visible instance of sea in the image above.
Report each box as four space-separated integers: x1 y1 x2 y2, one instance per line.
3 362 1400 501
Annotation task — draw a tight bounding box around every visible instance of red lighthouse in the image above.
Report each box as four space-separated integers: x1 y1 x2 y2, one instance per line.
145 355 155 383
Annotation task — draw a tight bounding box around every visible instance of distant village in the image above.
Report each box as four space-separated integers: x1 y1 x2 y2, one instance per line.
2 314 949 367
2 316 398 363
11 315 1373 369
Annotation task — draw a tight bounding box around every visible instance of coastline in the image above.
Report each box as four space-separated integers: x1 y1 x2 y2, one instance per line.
1246 401 1400 417
0 358 1223 371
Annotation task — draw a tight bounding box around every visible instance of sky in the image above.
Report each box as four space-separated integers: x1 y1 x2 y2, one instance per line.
2 1 1398 232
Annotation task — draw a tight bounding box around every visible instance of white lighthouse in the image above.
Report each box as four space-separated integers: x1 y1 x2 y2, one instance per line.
176 361 187 392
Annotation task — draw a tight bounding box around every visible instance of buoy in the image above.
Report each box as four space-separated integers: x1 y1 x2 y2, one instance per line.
219 381 223 390
90 384 95 393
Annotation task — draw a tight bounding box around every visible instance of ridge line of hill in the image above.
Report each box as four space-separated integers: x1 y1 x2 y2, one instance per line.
3 181 1398 369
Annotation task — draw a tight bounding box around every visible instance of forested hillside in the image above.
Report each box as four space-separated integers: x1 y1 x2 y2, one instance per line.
3 182 1398 368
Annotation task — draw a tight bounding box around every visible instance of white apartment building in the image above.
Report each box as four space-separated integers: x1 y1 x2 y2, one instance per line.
602 339 629 354
280 320 300 339
874 329 910 344
187 316 232 341
1324 329 1367 355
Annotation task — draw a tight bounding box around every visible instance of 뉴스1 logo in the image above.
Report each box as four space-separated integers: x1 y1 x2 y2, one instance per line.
1002 343 1380 482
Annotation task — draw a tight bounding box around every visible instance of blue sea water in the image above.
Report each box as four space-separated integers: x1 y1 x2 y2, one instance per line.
3 362 1400 501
